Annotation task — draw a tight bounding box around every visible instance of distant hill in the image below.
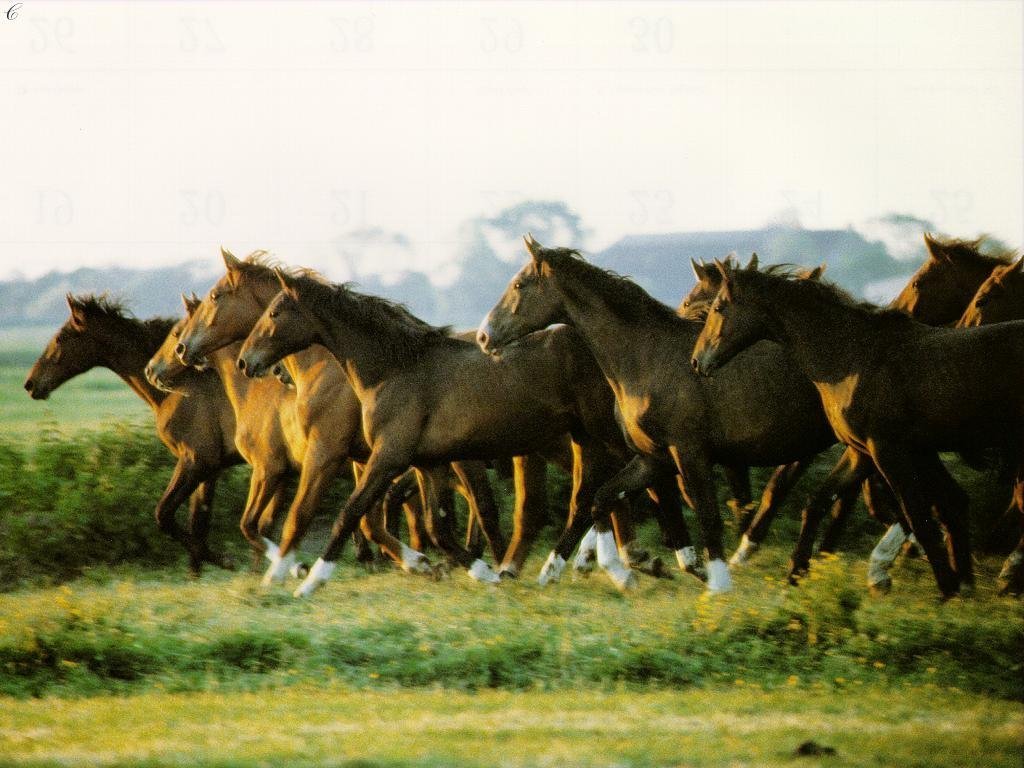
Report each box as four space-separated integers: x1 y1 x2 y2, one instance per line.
0 225 922 331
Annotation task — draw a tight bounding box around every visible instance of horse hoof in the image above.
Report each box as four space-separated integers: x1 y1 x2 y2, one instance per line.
216 555 237 571
868 578 892 597
729 536 758 567
290 562 309 580
498 568 517 580
538 552 567 586
705 559 732 593
607 565 637 592
572 550 596 573
468 559 501 584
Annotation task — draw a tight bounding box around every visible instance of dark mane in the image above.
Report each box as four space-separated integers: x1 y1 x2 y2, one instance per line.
70 293 176 351
924 233 1015 269
286 272 454 362
734 267 913 324
542 248 682 325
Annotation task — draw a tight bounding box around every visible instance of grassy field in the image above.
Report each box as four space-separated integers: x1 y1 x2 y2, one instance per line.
0 551 1021 766
0 326 1022 767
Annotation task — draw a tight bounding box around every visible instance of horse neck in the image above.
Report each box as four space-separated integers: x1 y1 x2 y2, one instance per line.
311 308 402 395
549 268 683 384
751 281 908 383
98 326 167 411
207 343 253 415
279 345 336 394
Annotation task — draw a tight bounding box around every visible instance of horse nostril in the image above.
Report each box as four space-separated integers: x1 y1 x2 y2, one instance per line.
236 357 246 372
477 329 489 349
691 357 699 372
174 342 186 357
24 379 34 392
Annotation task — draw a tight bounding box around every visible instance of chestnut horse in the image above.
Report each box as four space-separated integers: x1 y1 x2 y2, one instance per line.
478 236 836 594
25 295 240 575
692 263 1024 597
238 269 673 596
169 251 510 584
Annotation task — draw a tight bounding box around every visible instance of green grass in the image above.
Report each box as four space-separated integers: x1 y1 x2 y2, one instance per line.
0 559 1020 766
0 685 1020 767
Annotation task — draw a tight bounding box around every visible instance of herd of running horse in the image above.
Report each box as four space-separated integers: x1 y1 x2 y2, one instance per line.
22 233 1024 600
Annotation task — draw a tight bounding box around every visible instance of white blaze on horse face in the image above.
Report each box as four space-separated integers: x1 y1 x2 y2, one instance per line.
868 523 907 587
538 551 566 585
468 559 501 584
728 535 759 567
476 313 495 349
293 557 336 598
706 559 732 593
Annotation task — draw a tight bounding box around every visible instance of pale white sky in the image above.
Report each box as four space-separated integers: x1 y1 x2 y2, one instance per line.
0 0 1021 281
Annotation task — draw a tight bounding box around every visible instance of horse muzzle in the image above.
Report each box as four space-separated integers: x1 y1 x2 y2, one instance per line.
23 377 50 400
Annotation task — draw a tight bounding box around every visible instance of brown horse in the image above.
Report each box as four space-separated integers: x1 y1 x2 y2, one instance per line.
24 294 240 575
958 255 1024 328
169 251 510 583
772 234 1018 589
692 263 1024 597
478 236 837 593
680 256 835 561
237 269 670 596
149 283 452 582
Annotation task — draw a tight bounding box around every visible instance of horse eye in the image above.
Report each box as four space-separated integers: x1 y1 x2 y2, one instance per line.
976 295 990 307
269 308 280 319
171 329 180 338
912 280 921 289
513 281 522 291
683 299 690 307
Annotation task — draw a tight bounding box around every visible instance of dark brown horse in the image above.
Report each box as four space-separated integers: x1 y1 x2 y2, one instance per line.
478 236 837 593
169 251 513 584
25 294 241 575
692 264 1024 597
238 270 668 596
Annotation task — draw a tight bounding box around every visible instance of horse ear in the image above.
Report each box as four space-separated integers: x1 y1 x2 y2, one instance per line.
181 292 200 314
690 258 708 282
923 233 947 261
746 252 759 271
714 259 734 301
67 295 87 328
524 233 544 262
273 267 295 294
221 246 242 271
1011 255 1024 274
802 263 827 281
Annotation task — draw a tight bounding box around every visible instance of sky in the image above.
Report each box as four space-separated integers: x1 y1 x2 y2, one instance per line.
0 0 1021 281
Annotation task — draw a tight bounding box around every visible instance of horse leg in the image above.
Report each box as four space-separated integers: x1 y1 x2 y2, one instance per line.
417 467 499 582
452 460 506 565
926 457 972 593
382 470 425 551
645 459 700 578
500 454 549 578
188 475 235 571
723 464 752 526
733 460 808 564
294 450 413 597
238 466 285 571
155 457 205 575
669 445 729 593
785 447 871 581
997 472 1024 596
263 455 345 586
870 445 960 598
